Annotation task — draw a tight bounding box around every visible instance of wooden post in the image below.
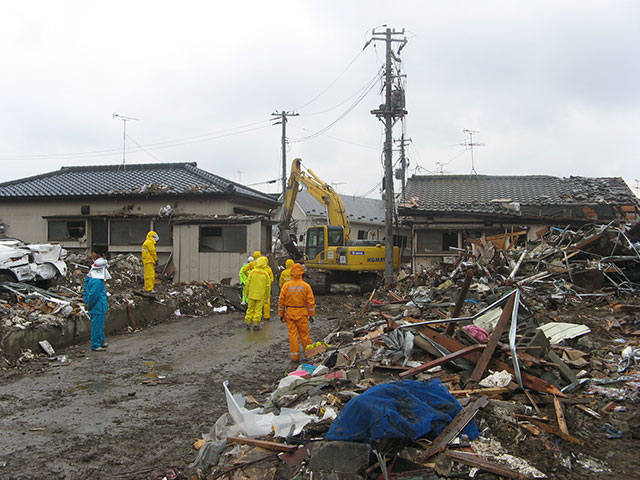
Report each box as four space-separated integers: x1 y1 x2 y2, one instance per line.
466 294 515 386
446 268 474 336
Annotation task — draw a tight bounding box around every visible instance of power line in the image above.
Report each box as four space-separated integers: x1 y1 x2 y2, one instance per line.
293 48 366 111
287 123 378 150
290 69 382 143
0 118 273 161
299 69 384 116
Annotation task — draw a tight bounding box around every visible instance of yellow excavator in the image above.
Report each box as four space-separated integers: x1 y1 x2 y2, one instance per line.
279 158 399 292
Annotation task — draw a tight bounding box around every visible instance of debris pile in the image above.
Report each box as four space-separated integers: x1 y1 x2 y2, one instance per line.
0 252 244 354
187 222 640 479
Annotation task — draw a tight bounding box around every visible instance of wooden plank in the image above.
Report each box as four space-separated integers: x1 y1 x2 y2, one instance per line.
444 451 533 480
467 294 515 385
449 387 509 397
420 395 489 460
357 288 377 316
416 325 565 397
388 290 405 302
446 268 474 336
553 395 570 436
526 418 583 444
399 344 485 378
226 436 298 452
524 390 541 414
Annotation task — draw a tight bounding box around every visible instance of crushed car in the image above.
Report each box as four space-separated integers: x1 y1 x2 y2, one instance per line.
0 238 67 286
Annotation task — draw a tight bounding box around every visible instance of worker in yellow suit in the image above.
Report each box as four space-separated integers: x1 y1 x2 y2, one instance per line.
240 251 274 320
279 259 295 289
239 250 261 279
238 255 254 304
278 263 315 362
262 255 274 320
142 231 159 292
245 256 270 330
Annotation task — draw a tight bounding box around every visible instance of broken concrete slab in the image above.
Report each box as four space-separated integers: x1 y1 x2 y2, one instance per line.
308 441 370 474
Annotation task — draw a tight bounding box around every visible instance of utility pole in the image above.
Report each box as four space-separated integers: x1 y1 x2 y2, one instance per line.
272 111 299 198
112 113 139 166
395 133 411 202
460 129 484 175
369 27 407 285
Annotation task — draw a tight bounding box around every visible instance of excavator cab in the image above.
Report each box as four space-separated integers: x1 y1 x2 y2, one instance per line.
305 226 345 263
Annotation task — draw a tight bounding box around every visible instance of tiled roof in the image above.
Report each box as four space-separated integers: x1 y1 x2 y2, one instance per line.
296 190 385 225
401 175 638 216
0 162 278 205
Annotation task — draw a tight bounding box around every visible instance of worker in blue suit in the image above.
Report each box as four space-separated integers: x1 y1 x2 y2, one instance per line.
83 252 111 351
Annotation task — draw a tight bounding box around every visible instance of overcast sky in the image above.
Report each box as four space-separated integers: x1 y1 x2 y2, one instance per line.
1 1 639 199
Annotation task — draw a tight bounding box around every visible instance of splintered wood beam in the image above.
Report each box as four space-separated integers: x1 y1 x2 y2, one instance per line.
399 344 485 378
357 288 377 316
446 268 474 336
467 294 515 385
553 395 570 436
526 418 583 444
417 325 565 397
226 436 298 452
420 395 489 460
444 451 532 480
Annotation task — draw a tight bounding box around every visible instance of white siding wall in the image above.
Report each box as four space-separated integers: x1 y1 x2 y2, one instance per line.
174 221 264 284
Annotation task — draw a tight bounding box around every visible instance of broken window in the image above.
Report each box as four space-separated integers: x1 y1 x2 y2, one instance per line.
153 219 172 246
415 230 441 254
110 219 149 245
199 225 247 253
416 230 458 253
442 232 458 251
48 220 86 241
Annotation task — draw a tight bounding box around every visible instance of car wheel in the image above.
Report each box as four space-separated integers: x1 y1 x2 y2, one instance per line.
0 271 16 283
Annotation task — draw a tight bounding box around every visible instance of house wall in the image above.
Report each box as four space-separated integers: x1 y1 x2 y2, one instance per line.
409 217 558 272
174 221 263 283
0 196 266 249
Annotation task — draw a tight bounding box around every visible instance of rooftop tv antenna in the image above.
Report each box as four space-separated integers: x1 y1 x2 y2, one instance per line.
460 129 484 175
113 113 139 165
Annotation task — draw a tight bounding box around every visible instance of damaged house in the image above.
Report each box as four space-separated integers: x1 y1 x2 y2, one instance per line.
398 174 639 271
0 162 279 283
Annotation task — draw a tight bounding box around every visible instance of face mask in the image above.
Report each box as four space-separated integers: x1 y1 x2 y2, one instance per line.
152 235 159 241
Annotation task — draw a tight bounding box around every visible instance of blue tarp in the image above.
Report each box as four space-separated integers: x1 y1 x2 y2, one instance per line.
326 379 480 444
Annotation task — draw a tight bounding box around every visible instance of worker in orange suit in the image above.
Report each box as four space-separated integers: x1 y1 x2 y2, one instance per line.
244 256 270 330
279 259 295 289
278 263 315 362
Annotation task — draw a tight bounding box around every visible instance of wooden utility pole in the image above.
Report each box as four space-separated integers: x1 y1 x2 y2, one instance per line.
272 111 298 198
369 27 407 285
395 133 411 203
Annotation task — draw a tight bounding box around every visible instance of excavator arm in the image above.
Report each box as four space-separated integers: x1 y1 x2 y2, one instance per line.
280 158 351 241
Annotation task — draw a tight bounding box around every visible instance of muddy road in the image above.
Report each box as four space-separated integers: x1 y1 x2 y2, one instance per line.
0 301 341 480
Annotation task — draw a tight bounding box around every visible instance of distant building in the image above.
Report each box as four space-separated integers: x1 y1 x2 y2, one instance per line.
399 174 640 271
0 162 279 283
